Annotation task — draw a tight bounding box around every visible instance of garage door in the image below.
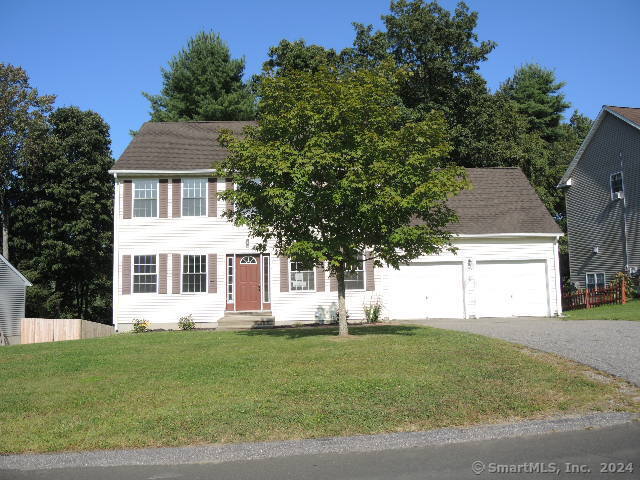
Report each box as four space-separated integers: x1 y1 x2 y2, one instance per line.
390 262 465 319
475 260 549 317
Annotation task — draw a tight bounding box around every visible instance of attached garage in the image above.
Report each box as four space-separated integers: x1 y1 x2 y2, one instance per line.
474 260 550 317
389 262 465 319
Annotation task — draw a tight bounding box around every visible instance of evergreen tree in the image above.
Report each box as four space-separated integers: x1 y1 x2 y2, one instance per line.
143 31 256 122
499 63 570 143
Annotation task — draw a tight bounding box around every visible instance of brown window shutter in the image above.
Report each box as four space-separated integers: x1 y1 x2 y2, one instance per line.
122 255 131 295
208 254 217 293
159 179 168 218
225 178 233 214
172 179 181 218
365 256 375 291
172 253 181 294
158 254 168 294
208 178 217 217
329 273 337 292
279 256 289 292
315 265 325 292
123 180 132 219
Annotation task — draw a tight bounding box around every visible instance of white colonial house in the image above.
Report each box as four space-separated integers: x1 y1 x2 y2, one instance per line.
110 121 563 331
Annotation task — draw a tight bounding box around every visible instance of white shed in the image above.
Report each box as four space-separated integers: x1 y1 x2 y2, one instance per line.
0 255 32 345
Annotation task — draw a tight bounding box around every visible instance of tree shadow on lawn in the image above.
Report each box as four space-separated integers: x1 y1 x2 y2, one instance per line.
235 324 421 339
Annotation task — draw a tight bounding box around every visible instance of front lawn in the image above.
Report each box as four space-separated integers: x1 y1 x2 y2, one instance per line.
0 325 635 453
564 299 640 321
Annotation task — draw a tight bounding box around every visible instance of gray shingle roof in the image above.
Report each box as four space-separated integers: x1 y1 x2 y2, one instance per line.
113 122 561 235
442 168 561 235
112 121 255 171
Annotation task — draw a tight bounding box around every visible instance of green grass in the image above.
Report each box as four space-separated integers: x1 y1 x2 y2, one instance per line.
0 325 635 454
564 299 640 321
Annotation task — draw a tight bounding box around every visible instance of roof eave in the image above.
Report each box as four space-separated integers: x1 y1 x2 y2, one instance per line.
0 254 32 286
109 168 217 177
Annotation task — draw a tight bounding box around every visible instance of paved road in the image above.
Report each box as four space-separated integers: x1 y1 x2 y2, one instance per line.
3 422 638 480
402 317 640 385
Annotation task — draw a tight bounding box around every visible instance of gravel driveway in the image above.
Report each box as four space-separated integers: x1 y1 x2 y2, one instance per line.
401 318 640 385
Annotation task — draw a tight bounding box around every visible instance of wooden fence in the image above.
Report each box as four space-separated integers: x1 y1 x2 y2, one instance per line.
562 279 626 311
21 318 114 344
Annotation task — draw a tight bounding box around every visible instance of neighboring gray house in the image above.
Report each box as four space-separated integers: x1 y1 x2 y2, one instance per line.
0 255 31 345
559 106 639 289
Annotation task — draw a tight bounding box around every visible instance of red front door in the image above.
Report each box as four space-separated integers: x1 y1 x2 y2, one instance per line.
236 255 261 311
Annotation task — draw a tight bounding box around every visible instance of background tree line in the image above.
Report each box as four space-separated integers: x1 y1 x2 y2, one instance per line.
1 0 593 323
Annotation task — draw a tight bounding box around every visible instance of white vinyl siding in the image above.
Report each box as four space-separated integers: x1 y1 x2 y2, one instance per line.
182 178 207 216
133 180 158 217
133 255 157 293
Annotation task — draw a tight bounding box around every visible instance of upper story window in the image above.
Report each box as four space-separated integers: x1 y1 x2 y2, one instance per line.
586 272 605 290
133 255 157 293
290 261 315 291
345 256 365 290
610 172 624 200
133 180 158 217
183 178 207 216
182 255 206 293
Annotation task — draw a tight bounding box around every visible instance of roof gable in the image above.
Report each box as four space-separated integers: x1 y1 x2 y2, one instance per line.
559 106 640 187
0 255 32 286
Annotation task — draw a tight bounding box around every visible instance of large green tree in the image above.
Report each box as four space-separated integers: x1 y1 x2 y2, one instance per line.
218 63 467 336
144 31 256 122
0 63 54 259
13 107 113 321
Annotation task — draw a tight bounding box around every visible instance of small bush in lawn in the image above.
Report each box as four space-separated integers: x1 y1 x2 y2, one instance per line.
364 297 383 323
178 314 196 331
132 318 150 333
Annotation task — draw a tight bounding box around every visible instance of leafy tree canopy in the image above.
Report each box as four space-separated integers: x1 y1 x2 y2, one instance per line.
218 62 468 335
12 106 113 321
0 63 55 259
143 31 256 122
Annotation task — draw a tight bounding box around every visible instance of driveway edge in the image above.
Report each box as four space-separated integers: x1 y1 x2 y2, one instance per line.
1 412 637 471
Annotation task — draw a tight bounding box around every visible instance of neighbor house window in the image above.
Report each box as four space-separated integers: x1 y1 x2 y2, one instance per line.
133 255 157 293
133 180 158 217
610 172 624 199
345 256 365 290
182 255 207 293
290 261 315 291
263 255 270 303
227 256 234 302
183 178 207 216
586 272 605 290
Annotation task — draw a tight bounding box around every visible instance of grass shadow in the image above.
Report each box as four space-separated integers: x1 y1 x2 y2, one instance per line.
235 324 421 339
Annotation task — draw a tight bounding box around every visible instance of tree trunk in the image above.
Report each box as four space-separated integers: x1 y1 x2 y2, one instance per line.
336 265 349 337
1 192 8 260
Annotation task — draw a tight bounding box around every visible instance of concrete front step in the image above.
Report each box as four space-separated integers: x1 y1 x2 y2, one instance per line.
217 312 275 331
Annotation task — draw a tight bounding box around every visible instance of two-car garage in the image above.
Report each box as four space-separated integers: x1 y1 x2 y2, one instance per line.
387 255 554 319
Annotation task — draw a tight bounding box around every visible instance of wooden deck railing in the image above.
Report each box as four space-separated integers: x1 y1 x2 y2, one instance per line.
561 278 626 311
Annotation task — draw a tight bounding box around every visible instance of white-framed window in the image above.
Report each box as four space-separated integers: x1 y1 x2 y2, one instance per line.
183 178 207 216
586 272 605 290
133 179 158 217
263 255 270 303
227 256 234 303
290 261 315 291
182 255 207 293
345 256 365 290
610 172 624 199
133 255 157 293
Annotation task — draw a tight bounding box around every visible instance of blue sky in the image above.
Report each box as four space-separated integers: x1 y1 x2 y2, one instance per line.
2 0 639 158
